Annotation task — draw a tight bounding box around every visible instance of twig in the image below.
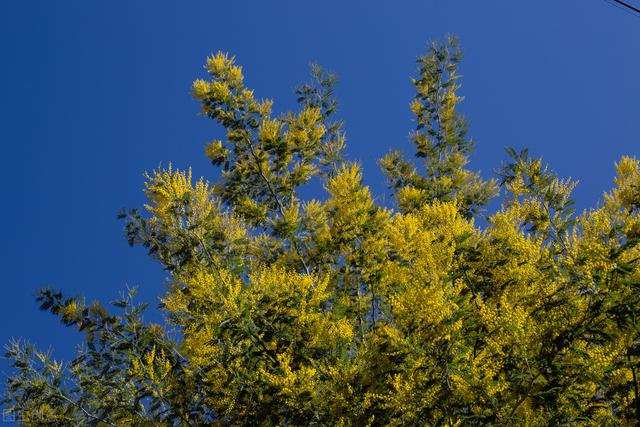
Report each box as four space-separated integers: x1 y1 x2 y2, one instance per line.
246 141 311 275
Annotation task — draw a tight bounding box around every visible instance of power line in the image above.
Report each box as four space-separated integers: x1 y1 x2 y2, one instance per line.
608 0 640 14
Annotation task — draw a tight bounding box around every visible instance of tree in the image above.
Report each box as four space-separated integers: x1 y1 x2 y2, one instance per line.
4 36 640 426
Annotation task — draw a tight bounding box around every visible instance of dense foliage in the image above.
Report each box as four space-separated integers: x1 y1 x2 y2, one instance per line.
5 37 640 425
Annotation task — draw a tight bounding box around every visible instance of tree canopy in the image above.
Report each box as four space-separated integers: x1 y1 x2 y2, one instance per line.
5 36 640 426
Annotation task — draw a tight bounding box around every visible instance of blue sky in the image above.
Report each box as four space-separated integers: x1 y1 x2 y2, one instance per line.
1 0 639 382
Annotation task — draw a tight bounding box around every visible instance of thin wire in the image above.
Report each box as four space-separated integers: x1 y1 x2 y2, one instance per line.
606 0 640 17
612 0 640 13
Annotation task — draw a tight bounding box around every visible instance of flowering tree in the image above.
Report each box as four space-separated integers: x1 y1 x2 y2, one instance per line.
5 36 640 425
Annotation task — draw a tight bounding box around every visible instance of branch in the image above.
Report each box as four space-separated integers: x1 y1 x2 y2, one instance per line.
246 141 311 275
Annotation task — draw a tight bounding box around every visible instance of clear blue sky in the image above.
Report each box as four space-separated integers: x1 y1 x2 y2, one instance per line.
1 0 639 381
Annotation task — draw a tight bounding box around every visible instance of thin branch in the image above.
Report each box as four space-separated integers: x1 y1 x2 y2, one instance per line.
507 372 541 421
54 389 119 427
246 141 311 275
